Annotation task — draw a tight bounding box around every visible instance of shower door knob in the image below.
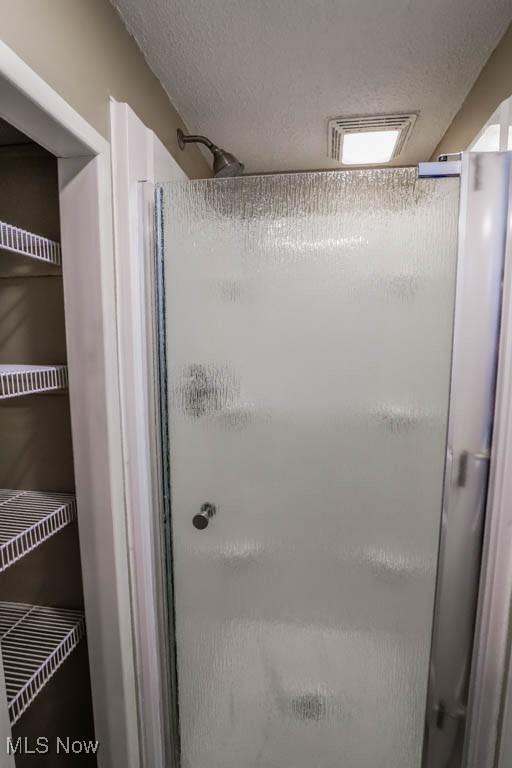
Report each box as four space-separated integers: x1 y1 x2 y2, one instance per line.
193 503 217 530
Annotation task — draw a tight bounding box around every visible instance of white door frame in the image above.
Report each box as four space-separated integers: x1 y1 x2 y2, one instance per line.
0 41 139 768
110 100 187 768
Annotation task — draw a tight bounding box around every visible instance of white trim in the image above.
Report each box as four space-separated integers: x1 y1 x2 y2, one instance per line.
0 42 139 767
0 40 105 157
58 153 140 768
110 100 186 768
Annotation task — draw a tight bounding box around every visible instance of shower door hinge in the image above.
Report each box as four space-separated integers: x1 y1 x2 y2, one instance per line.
434 700 467 730
438 152 463 162
456 450 491 488
418 161 462 178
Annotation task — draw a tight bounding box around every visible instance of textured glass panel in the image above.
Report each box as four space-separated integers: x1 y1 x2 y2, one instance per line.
159 169 459 768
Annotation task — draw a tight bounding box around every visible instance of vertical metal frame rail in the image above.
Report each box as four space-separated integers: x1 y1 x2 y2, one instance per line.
464 154 512 768
146 185 181 768
421 152 510 768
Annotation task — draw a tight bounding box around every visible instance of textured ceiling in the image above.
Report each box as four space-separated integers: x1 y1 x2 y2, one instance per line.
111 0 512 174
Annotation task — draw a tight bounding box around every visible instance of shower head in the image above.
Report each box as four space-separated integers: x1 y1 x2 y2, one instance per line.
177 129 245 178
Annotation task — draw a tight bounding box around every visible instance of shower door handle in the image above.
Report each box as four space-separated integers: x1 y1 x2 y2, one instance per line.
193 503 217 530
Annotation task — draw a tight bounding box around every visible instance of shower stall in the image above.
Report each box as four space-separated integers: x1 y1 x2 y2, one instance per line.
148 152 509 768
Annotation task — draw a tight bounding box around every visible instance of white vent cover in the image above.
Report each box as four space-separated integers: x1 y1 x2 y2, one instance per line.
328 113 418 163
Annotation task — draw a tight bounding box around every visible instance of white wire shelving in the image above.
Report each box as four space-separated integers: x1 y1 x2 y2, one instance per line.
0 221 61 266
0 602 85 724
0 364 68 399
0 491 76 572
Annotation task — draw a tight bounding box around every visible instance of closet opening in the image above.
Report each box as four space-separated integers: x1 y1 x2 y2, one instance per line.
0 116 96 765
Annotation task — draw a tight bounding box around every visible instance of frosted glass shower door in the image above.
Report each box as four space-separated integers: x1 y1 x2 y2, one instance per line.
158 169 460 768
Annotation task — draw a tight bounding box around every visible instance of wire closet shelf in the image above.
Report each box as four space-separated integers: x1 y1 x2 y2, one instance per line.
0 221 61 266
0 365 68 399
0 491 76 572
0 602 85 724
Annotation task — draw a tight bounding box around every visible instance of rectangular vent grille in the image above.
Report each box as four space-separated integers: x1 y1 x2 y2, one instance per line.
328 113 418 162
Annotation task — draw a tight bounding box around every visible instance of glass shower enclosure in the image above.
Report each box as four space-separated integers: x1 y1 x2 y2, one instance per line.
152 153 509 768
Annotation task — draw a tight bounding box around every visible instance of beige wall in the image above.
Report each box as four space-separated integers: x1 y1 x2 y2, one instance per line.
0 0 210 178
434 22 512 157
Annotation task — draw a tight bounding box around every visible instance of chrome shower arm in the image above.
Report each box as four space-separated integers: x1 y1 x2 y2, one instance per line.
177 129 215 151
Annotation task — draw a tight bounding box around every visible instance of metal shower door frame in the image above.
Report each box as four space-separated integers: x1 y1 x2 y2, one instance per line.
145 182 181 768
149 154 510 768
420 151 510 767
462 151 512 768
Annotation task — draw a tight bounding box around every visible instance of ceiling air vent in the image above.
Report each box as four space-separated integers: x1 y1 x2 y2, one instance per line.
328 113 418 165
